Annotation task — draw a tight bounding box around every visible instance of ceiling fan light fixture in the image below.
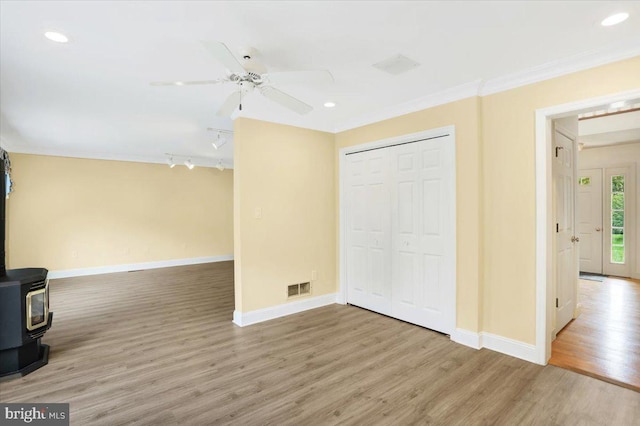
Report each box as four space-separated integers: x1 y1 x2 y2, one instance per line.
185 159 195 170
44 31 69 43
323 101 336 108
601 12 629 26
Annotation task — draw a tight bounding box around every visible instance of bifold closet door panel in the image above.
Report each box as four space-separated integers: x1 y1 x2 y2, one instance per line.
345 149 392 316
390 138 452 334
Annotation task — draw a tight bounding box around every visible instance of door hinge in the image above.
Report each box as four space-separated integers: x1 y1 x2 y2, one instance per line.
556 298 559 308
556 223 559 233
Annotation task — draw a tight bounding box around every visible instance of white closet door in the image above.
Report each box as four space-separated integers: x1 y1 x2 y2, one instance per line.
391 138 453 333
345 149 392 315
344 133 455 335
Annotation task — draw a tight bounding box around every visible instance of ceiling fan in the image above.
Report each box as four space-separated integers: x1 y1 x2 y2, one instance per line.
151 41 334 117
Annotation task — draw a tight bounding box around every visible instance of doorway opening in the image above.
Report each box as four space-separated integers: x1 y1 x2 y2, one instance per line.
536 91 640 390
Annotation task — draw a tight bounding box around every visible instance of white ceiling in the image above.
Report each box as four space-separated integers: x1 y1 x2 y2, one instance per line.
1 1 640 167
579 109 640 147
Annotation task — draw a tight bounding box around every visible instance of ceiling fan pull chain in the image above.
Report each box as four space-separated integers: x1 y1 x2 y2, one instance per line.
239 90 243 111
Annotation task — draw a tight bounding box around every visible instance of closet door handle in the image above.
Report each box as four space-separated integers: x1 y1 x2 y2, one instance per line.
595 227 601 232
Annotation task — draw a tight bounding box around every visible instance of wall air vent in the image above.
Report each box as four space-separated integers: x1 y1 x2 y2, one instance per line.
288 282 311 298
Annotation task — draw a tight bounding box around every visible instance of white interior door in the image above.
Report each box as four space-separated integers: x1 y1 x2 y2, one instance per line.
345 149 392 315
577 168 603 274
553 122 578 334
344 132 455 335
603 166 635 278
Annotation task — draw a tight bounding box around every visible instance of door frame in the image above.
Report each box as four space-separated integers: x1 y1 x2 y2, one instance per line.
337 125 457 334
534 88 640 365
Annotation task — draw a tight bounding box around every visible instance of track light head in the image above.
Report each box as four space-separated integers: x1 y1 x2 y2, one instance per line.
167 157 176 168
212 132 228 150
216 160 225 171
185 159 195 170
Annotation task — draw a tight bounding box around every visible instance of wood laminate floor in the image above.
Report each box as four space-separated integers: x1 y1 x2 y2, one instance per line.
550 276 640 391
1 262 639 425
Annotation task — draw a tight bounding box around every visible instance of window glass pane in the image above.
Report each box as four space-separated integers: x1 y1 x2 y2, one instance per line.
610 175 625 264
612 246 625 263
612 193 624 210
612 211 624 227
612 175 624 192
578 177 590 185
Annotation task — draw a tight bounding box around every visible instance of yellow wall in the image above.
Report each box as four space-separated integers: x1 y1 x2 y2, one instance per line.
233 118 335 312
481 56 640 343
335 97 483 333
6 154 234 271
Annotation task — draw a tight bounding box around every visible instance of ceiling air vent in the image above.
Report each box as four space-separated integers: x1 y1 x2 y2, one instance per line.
372 54 421 75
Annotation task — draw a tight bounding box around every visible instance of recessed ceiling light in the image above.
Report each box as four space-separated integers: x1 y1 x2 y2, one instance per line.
44 31 69 43
610 101 626 108
601 12 629 26
324 102 336 108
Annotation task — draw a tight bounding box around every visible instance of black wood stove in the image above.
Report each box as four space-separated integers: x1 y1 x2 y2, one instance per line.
0 150 52 381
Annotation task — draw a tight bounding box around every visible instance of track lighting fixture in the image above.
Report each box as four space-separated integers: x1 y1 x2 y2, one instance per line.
216 160 225 171
185 159 195 170
167 157 176 168
212 132 228 150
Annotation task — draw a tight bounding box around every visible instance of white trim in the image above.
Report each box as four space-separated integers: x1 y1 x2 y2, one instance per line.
450 329 538 363
232 293 338 327
535 88 640 365
338 125 457 335
480 332 539 364
3 146 235 170
451 328 481 350
334 80 481 133
480 40 640 96
48 255 233 279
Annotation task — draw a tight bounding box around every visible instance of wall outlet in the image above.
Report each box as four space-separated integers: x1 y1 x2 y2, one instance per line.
254 207 262 219
311 270 318 281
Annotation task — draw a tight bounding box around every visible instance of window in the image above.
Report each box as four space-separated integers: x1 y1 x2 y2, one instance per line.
611 175 625 264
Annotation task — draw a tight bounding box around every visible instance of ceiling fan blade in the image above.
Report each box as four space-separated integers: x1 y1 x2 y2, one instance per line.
262 70 334 86
216 91 241 117
201 41 246 74
150 79 226 87
260 86 313 115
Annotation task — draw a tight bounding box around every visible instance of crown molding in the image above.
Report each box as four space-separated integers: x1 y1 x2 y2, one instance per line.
479 38 640 96
1 144 235 169
334 40 640 133
333 79 482 133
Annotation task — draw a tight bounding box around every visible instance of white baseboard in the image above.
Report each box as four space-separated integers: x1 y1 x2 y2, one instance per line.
479 332 539 364
48 255 234 279
451 328 482 349
233 293 338 327
450 329 539 364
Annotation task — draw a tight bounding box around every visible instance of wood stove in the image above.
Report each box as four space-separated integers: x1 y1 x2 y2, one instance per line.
0 149 52 381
